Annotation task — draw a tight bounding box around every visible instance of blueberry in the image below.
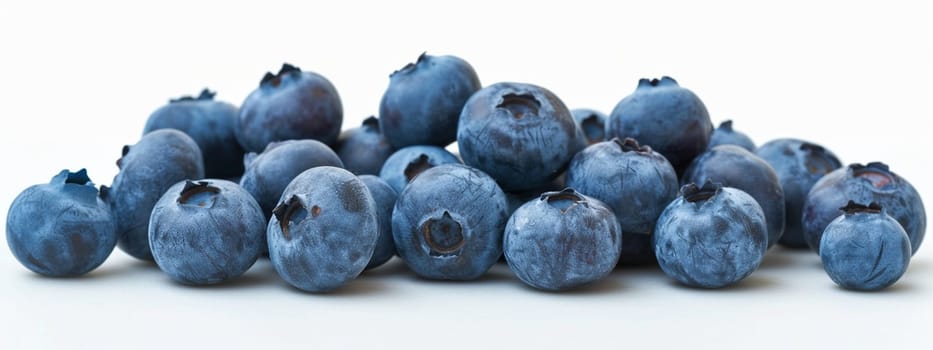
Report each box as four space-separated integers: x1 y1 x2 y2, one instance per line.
335 116 395 175
148 180 265 285
144 89 245 179
392 164 508 280
380 53 481 148
504 188 622 291
239 139 343 220
819 201 911 291
565 138 678 265
755 139 842 248
108 129 204 260
571 108 608 145
236 63 343 152
653 181 768 288
708 120 755 152
803 162 925 254
682 145 785 248
458 82 586 192
6 169 116 277
267 166 378 292
606 77 713 175
378 145 461 194
358 175 398 270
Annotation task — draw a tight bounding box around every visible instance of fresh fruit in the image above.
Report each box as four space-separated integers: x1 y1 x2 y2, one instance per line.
571 109 608 145
708 120 755 152
378 145 461 194
267 167 378 292
7 169 116 277
458 82 586 192
239 139 343 220
653 181 768 288
335 116 395 175
504 188 622 291
379 53 481 148
392 164 508 280
149 180 265 285
606 76 713 175
358 175 398 270
236 63 343 152
682 145 785 248
819 201 911 291
108 129 204 261
755 139 842 248
143 89 245 179
565 138 678 265
803 162 926 254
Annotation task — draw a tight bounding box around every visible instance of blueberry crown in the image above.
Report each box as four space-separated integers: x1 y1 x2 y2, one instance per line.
840 200 883 215
169 88 216 103
361 116 380 131
273 195 307 240
390 51 428 77
52 169 101 202
613 137 653 153
540 188 589 213
849 162 890 173
718 120 734 131
260 63 302 86
638 76 678 88
681 180 722 203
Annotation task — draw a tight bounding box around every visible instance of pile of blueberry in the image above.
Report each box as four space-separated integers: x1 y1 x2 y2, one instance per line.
6 53 926 292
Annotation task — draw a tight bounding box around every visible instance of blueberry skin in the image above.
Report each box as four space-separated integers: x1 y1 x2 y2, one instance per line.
148 180 265 285
458 82 586 192
803 162 925 254
565 138 678 265
109 129 204 261
144 89 245 179
653 182 768 288
378 145 461 194
359 175 398 270
239 139 343 220
267 166 378 292
335 116 395 175
820 202 911 291
571 109 608 145
682 145 786 248
755 139 842 248
380 53 481 149
392 164 509 280
504 189 622 291
236 63 343 152
708 120 755 152
607 77 713 175
7 169 116 277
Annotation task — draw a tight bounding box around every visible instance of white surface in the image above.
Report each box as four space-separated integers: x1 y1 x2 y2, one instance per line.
1 1 931 349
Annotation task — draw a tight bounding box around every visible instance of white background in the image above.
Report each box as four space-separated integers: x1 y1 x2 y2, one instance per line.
1 1 931 349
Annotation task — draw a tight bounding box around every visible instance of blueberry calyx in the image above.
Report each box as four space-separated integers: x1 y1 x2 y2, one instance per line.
52 169 100 203
116 145 131 169
260 63 302 87
421 210 465 256
404 154 432 182
849 162 894 189
61 168 92 186
614 137 653 153
497 93 541 119
169 88 216 103
273 195 307 240
390 51 428 78
800 142 837 174
718 120 734 131
541 188 588 213
177 180 220 208
681 180 722 203
638 76 678 88
839 200 883 215
361 115 380 131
